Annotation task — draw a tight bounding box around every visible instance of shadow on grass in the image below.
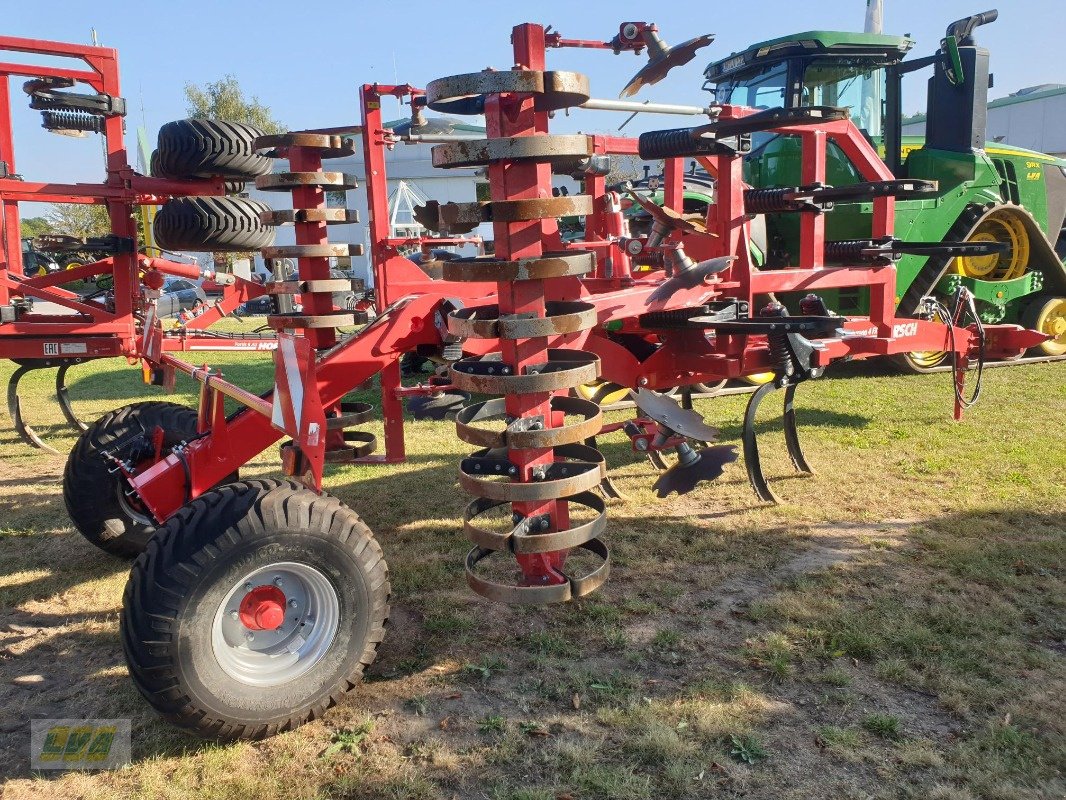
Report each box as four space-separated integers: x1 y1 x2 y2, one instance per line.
0 486 1061 794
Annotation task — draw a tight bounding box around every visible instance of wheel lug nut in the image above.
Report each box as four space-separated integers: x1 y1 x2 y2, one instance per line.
230 610 239 620
273 576 283 586
244 582 253 591
245 632 255 642
288 599 298 608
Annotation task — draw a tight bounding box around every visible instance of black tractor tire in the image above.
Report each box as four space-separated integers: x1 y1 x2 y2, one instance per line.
150 150 246 195
154 119 272 180
63 401 199 559
121 480 390 740
154 196 275 253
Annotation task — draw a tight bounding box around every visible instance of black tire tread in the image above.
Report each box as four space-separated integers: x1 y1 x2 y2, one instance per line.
122 480 390 740
154 196 275 253
155 119 272 180
63 401 198 559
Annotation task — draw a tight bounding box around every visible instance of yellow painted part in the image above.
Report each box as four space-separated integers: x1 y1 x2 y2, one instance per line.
953 209 1030 281
576 381 631 406
740 372 775 386
1032 297 1066 357
905 349 950 369
905 304 952 369
139 204 157 253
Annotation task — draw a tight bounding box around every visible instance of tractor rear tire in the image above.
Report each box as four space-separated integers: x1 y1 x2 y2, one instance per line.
154 119 272 181
154 196 275 253
1022 294 1066 356
63 401 199 559
121 480 390 740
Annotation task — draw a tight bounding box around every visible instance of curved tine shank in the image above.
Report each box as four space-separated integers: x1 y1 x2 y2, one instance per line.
742 382 780 503
583 436 626 500
782 383 813 474
56 363 88 432
7 364 60 453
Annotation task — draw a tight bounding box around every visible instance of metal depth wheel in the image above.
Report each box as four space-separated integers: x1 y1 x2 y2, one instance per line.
212 562 340 687
122 479 390 740
1022 295 1066 356
955 209 1030 281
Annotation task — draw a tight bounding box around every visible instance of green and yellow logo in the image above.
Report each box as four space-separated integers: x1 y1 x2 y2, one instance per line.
31 719 131 770
40 724 116 763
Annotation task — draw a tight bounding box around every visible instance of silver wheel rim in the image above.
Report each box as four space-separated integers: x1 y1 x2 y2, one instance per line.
211 561 340 687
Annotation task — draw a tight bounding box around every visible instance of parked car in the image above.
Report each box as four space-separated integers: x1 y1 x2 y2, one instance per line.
157 276 208 318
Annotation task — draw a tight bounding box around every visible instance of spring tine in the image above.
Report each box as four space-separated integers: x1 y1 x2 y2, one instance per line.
56 363 88 432
647 449 670 471
584 436 626 500
782 383 813 475
742 382 780 503
7 364 60 454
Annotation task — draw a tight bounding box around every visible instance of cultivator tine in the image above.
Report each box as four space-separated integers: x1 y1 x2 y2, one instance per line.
56 363 88 432
742 382 779 503
7 363 60 454
782 384 812 475
584 436 626 500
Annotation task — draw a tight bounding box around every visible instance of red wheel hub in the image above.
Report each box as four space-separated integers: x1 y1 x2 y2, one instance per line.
238 585 287 631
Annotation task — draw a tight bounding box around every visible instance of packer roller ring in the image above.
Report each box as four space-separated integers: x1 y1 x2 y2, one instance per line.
425 69 591 115
463 491 606 555
448 300 597 339
458 443 606 501
449 349 600 394
442 250 594 282
455 395 602 449
464 538 610 604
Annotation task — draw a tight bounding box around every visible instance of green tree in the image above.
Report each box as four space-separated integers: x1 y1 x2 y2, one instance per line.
45 203 111 238
20 216 53 240
184 75 284 133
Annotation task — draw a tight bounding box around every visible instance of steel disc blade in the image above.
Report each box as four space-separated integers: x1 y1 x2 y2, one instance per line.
652 445 738 497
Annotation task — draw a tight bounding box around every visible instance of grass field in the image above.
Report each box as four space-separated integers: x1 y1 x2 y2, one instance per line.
0 347 1063 799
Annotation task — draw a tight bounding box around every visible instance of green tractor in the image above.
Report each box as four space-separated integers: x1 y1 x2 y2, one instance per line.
702 9 1066 369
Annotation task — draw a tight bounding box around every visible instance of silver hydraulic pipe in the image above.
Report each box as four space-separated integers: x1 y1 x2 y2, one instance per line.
579 97 713 116
396 133 483 143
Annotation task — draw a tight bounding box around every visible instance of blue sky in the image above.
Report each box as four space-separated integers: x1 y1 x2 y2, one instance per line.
4 0 1062 192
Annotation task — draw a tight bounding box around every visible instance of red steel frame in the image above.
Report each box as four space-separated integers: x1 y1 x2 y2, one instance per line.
0 35 276 367
116 22 1041 525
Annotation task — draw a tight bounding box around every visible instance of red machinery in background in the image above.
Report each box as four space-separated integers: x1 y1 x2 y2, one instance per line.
0 35 278 451
45 20 1041 740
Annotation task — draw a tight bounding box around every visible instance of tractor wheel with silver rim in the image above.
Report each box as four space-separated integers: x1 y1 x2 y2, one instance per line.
892 303 953 374
121 479 389 740
1022 294 1066 356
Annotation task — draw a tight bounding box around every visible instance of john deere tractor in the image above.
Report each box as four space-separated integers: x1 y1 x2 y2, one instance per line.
703 9 1066 369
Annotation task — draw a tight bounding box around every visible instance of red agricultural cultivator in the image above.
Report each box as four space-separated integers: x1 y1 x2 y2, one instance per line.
2 23 1047 738
0 35 279 452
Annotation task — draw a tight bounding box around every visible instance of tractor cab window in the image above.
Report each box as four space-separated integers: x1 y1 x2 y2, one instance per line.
716 62 787 109
800 58 887 138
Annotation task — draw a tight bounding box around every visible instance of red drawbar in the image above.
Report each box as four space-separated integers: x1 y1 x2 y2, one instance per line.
238 585 287 631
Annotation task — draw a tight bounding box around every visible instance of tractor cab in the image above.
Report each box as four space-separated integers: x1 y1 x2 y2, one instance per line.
704 31 913 142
